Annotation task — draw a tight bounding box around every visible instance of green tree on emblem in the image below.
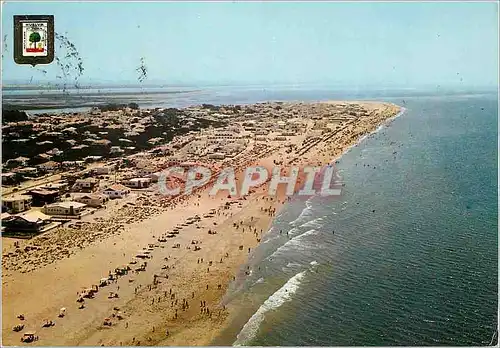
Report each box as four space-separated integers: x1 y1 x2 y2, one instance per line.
29 32 41 48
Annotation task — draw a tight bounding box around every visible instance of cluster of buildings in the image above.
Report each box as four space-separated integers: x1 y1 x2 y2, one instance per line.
1 171 133 237
1 105 221 187
2 101 368 238
1 151 186 237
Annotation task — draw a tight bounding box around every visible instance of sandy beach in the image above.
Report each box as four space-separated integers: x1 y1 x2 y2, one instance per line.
2 101 401 346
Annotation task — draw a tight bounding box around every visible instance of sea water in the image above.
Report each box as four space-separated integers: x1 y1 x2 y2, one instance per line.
213 93 497 346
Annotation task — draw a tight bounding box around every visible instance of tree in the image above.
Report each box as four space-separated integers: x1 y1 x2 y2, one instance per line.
29 32 41 48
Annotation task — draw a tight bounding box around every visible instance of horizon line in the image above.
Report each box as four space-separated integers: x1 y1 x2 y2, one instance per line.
2 81 498 90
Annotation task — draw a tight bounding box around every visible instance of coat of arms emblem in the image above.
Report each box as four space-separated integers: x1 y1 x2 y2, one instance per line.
14 15 54 65
23 21 48 56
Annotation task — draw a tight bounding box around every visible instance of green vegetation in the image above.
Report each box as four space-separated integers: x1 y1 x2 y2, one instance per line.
29 32 41 48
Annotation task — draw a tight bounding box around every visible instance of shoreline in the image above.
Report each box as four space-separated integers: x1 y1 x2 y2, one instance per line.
208 104 407 346
2 101 402 346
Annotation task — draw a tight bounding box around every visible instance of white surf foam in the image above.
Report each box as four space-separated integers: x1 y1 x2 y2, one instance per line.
300 217 324 229
233 270 306 346
289 207 314 226
289 199 314 226
268 228 320 258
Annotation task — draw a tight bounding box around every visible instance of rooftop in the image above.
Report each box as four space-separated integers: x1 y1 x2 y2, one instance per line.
46 201 87 209
3 195 32 202
28 189 60 196
72 193 107 199
128 177 151 182
16 211 52 223
104 184 130 192
75 178 99 183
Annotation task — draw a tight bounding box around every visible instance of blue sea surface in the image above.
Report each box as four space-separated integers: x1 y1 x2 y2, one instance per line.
212 93 497 346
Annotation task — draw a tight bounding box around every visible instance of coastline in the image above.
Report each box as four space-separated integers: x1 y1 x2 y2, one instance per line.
1 101 401 346
208 103 406 346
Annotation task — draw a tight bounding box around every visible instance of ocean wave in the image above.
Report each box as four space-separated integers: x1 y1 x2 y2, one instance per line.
233 270 307 346
262 226 279 244
262 234 280 244
283 260 319 272
300 217 324 229
289 198 314 225
269 229 320 258
289 206 314 226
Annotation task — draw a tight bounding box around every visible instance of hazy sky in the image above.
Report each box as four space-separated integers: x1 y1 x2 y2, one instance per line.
1 1 498 88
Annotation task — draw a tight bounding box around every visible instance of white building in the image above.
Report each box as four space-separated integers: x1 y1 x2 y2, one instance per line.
72 193 109 207
39 182 69 194
73 178 100 191
93 166 112 175
102 184 130 199
122 178 151 189
2 195 32 213
44 201 87 216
